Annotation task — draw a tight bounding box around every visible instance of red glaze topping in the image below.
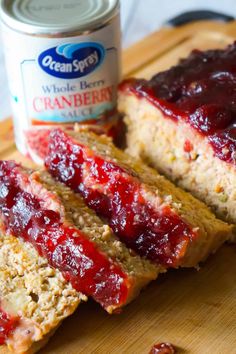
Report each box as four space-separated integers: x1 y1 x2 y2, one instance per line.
0 309 19 345
0 161 129 310
150 342 176 354
45 129 196 268
119 43 236 165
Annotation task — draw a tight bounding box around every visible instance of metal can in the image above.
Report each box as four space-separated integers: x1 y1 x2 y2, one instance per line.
0 0 121 161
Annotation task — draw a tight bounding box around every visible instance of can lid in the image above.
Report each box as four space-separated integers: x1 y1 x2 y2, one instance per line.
0 0 119 35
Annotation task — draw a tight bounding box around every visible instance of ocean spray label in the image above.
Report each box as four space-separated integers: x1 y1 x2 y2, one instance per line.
20 38 119 124
38 42 105 79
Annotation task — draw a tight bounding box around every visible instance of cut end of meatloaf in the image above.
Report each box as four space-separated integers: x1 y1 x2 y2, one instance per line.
45 129 232 269
0 161 158 314
0 234 82 354
118 68 236 240
118 43 236 240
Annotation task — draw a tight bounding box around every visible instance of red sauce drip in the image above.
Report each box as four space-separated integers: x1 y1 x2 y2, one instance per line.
208 128 236 164
119 43 236 165
0 161 128 310
0 308 19 345
45 129 195 268
150 342 176 354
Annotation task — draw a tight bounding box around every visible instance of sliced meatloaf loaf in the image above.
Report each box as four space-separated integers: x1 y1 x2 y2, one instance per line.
0 161 158 315
0 233 82 354
118 43 236 237
45 128 232 269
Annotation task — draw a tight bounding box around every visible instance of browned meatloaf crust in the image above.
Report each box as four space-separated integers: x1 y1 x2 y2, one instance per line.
0 233 82 354
0 161 158 315
45 128 232 269
118 43 236 238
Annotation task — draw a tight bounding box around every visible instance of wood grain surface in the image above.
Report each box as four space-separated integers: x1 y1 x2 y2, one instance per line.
0 20 236 354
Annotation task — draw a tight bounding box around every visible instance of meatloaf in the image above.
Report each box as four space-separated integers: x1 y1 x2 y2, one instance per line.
45 128 232 269
0 161 158 315
118 43 236 238
0 233 82 354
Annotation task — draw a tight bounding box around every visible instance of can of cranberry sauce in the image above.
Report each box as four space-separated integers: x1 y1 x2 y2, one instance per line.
0 0 121 162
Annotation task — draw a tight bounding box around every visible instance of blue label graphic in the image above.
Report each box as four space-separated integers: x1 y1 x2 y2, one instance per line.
38 42 105 79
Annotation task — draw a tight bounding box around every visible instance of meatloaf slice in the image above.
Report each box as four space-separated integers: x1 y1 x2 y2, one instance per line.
45 129 232 269
0 161 158 314
118 43 236 238
0 233 82 354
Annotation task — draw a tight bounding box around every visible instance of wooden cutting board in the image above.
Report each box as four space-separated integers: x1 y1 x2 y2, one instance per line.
1 20 236 354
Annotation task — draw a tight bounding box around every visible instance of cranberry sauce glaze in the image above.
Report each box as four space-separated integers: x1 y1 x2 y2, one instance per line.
0 161 129 310
45 129 196 268
149 342 176 354
0 309 18 345
120 43 236 165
